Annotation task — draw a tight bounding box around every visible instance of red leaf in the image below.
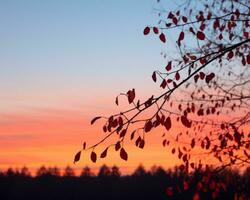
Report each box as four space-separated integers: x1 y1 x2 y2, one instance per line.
197 31 205 40
144 120 153 132
164 117 172 131
135 136 141 147
152 71 157 82
91 116 101 125
153 27 159 34
194 74 199 83
139 139 145 149
130 130 136 140
172 148 176 154
175 71 180 81
189 27 195 34
127 89 135 104
227 51 234 59
181 115 192 128
183 154 187 162
182 16 188 23
190 163 195 169
159 33 166 43
90 151 97 163
115 96 119 106
178 31 185 41
103 125 107 132
74 151 81 163
100 147 108 158
120 129 127 138
244 31 249 39
172 17 178 25
162 139 167 147
167 12 174 19
143 26 150 35
120 148 128 161
191 138 195 148
205 73 215 84
115 141 121 151
165 187 173 197
193 193 200 200
160 79 167 89
165 61 172 71
199 72 205 80
247 54 250 64
83 142 86 150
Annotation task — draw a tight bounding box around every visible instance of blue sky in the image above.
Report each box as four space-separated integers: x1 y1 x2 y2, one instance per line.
0 0 174 114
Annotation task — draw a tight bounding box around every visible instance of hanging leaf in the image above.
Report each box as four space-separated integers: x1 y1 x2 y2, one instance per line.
227 51 234 59
165 61 172 71
199 72 205 80
175 71 180 81
160 79 167 89
74 151 81 163
183 154 187 162
115 96 119 106
178 31 185 41
120 148 128 161
135 136 141 147
162 139 167 147
91 116 101 125
100 147 108 158
143 26 150 35
145 120 153 132
246 54 250 64
182 16 188 23
152 71 157 82
120 129 127 138
127 89 136 104
115 141 121 151
139 139 145 149
172 17 178 25
153 27 159 34
205 73 215 83
197 31 205 40
164 116 172 131
194 74 199 83
181 115 192 128
83 142 86 150
130 130 136 140
159 33 166 43
244 31 249 39
191 138 195 148
90 151 97 163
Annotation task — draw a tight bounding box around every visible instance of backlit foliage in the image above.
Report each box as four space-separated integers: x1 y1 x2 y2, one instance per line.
76 0 250 172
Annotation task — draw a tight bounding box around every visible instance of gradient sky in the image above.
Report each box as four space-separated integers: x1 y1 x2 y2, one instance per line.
0 0 208 174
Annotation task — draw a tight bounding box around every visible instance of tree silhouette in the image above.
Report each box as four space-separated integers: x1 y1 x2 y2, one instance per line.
132 164 148 176
63 166 75 177
36 166 60 177
80 166 94 177
110 165 121 177
0 165 249 199
75 0 250 171
150 165 167 177
20 166 31 177
98 164 111 177
36 165 47 177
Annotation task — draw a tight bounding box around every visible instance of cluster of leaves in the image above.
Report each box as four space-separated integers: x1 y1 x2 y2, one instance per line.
75 0 250 171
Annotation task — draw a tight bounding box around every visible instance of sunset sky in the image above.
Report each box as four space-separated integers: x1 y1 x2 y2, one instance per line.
0 0 213 174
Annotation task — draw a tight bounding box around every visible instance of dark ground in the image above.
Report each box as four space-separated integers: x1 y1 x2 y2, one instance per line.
0 166 249 200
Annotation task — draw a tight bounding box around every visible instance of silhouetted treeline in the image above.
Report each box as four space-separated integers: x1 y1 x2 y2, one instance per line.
0 165 249 200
